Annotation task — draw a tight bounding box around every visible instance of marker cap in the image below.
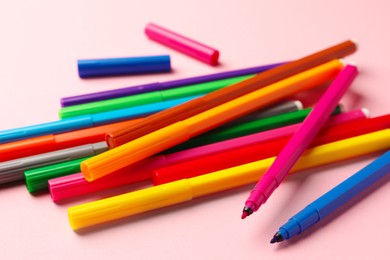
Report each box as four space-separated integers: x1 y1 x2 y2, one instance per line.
78 55 171 78
145 23 219 65
25 157 89 193
49 155 169 202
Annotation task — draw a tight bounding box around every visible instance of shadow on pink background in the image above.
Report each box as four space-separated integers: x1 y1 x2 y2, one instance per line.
0 0 389 259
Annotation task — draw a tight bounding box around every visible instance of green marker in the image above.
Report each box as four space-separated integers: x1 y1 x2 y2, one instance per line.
59 75 253 119
163 106 342 153
24 157 90 193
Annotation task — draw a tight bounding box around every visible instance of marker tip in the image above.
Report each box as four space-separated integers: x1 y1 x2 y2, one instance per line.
270 232 284 244
241 211 248 219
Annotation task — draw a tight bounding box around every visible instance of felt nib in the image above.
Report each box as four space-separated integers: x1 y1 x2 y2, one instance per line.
270 232 284 244
241 207 253 219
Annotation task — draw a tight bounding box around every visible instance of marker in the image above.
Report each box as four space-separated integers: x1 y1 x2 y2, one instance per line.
145 23 220 65
0 142 107 184
163 106 341 154
59 74 253 119
0 119 142 163
271 150 390 243
48 109 367 202
0 96 195 144
61 62 284 107
68 129 390 230
242 65 358 219
153 113 390 185
82 60 343 181
106 40 357 148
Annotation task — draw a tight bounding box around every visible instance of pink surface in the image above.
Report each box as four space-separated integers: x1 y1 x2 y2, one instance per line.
0 0 389 259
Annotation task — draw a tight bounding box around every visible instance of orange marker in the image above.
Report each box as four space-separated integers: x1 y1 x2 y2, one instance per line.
0 119 142 162
81 60 343 181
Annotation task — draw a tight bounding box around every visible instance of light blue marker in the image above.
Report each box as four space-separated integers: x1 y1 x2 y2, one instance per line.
0 96 198 144
271 150 390 243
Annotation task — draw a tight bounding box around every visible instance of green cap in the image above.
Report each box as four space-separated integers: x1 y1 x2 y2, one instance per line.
24 157 90 193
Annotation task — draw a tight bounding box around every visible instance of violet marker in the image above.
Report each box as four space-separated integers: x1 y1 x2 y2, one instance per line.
241 64 359 219
61 62 284 107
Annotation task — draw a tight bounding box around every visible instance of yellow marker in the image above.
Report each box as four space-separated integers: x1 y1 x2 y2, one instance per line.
81 60 344 181
69 129 390 230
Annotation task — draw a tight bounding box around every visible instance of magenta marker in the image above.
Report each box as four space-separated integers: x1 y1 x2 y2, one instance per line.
242 65 359 219
145 23 220 65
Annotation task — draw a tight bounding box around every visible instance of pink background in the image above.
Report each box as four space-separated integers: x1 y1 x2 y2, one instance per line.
0 0 389 259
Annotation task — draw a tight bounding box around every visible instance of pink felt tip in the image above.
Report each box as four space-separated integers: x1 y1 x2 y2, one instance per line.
145 23 220 66
241 211 249 219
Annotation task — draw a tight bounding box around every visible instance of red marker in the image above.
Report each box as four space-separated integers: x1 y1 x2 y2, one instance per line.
152 114 390 185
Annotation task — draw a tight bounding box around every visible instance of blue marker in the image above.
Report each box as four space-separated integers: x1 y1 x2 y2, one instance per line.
271 150 390 243
0 96 197 144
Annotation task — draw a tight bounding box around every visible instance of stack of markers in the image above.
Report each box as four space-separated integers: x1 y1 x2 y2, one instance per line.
0 24 389 243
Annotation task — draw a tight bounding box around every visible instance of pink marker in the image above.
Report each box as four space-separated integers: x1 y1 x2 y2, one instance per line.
242 65 359 219
48 109 365 202
145 23 220 65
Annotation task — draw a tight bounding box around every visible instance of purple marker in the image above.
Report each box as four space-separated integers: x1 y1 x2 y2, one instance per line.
61 62 285 107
